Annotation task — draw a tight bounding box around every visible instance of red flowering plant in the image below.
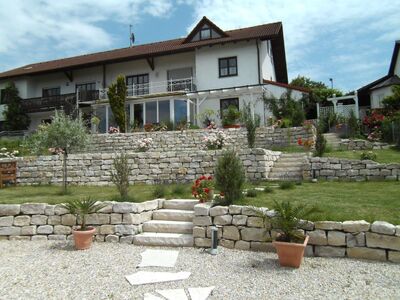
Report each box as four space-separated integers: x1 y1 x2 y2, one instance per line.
297 137 314 151
363 110 385 142
191 175 215 202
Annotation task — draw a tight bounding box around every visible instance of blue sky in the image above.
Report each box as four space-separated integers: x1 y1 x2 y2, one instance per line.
0 0 399 92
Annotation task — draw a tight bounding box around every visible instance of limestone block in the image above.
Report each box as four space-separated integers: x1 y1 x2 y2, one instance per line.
206 226 222 239
193 226 206 238
304 245 314 257
315 246 345 257
136 200 159 212
0 216 14 226
97 202 113 213
195 237 211 247
388 251 400 263
194 203 211 216
100 225 115 235
85 213 110 225
31 235 48 241
193 216 212 226
346 232 365 248
315 221 342 231
37 225 53 234
61 214 76 226
110 213 122 224
210 206 228 217
366 232 400 251
53 225 72 235
21 225 36 235
48 216 61 225
327 231 346 246
241 206 259 216
232 215 248 226
247 217 264 228
54 205 69 215
371 221 396 235
347 247 386 261
44 205 55 216
214 215 232 225
235 240 250 250
113 202 137 213
115 224 137 235
228 205 242 215
20 203 46 215
120 235 134 244
241 228 268 242
0 226 21 236
95 235 105 242
105 235 119 243
220 239 235 249
14 216 31 226
308 230 327 245
342 220 370 232
223 226 240 241
250 242 275 252
0 204 20 216
9 236 30 241
31 215 48 225
48 235 66 241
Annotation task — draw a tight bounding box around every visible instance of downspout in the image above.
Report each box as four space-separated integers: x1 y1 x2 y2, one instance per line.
256 40 261 85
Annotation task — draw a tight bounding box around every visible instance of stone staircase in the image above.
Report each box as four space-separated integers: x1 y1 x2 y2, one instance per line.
267 153 308 181
323 132 341 150
133 199 198 247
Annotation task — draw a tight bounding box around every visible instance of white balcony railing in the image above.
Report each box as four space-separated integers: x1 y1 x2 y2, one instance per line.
98 77 196 100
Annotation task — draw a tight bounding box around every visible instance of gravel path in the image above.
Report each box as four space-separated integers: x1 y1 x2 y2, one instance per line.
0 241 399 300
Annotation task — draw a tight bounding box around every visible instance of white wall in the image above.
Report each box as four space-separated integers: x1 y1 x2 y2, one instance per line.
370 86 392 109
0 79 28 99
259 40 276 81
195 41 259 91
394 52 400 76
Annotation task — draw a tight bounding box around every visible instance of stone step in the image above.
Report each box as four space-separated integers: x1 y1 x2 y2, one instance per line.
275 158 307 163
152 209 194 222
163 199 199 211
281 153 308 157
268 177 303 181
270 167 303 172
133 232 194 247
273 161 305 166
142 220 193 234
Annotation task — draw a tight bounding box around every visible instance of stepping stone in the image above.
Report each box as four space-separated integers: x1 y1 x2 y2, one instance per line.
138 249 179 268
125 271 191 286
144 293 163 300
188 286 215 300
156 289 188 300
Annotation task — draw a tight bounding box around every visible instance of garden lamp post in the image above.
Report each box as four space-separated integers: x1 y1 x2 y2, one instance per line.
209 226 219 255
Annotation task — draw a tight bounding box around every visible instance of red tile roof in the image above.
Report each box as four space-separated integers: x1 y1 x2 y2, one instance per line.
0 18 287 82
263 79 310 93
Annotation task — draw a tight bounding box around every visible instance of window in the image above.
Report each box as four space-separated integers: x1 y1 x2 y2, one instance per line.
133 103 144 128
219 57 237 77
126 74 149 96
76 82 96 101
220 98 239 117
159 100 170 123
200 25 211 40
0 89 5 104
42 87 60 97
145 101 157 124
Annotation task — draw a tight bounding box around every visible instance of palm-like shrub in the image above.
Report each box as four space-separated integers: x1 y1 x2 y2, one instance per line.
62 198 105 231
111 153 132 200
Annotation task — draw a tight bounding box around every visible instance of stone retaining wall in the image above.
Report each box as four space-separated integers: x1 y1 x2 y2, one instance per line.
11 148 281 185
193 203 400 263
339 139 389 150
306 157 400 181
0 200 161 243
87 126 314 153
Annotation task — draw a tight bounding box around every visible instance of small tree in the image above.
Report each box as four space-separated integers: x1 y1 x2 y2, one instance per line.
382 85 400 111
3 82 30 130
215 150 245 205
111 152 132 200
314 124 327 157
240 102 260 148
347 110 359 138
26 110 90 193
107 75 127 133
263 91 305 126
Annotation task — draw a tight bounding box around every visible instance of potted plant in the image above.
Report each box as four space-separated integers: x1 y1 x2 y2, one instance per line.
222 105 241 128
62 198 105 250
255 200 317 268
191 175 215 203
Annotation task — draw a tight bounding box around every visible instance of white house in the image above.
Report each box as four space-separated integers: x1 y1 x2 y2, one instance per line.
0 17 308 132
358 40 400 111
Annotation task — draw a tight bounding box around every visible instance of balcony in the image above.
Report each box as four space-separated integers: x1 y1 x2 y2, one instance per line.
21 93 76 113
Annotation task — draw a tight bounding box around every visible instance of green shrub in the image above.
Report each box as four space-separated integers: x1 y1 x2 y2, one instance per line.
240 102 260 148
215 150 246 205
111 153 131 200
172 184 186 196
222 105 241 126
246 189 258 198
347 110 360 138
264 186 274 193
279 181 295 190
314 125 327 157
360 151 377 161
291 108 305 127
153 184 166 198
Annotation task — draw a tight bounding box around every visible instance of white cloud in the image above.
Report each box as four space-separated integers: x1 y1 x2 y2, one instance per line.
0 0 173 69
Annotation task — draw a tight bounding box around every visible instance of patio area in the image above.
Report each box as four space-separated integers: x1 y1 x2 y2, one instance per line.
0 241 399 299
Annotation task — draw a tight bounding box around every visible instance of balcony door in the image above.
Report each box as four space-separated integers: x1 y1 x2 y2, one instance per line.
126 74 149 96
167 67 193 91
76 82 97 102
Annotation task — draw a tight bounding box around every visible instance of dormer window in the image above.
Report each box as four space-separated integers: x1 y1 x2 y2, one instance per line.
183 16 228 44
200 25 211 40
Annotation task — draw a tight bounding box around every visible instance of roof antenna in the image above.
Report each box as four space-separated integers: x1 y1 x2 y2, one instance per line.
129 24 135 47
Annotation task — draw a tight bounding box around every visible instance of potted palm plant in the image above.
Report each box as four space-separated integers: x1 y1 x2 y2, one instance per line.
255 200 317 268
62 198 105 250
222 105 241 128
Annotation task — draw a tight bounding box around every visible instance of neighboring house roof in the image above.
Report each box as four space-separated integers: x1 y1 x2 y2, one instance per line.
370 75 400 91
263 79 310 93
388 40 400 76
0 17 288 83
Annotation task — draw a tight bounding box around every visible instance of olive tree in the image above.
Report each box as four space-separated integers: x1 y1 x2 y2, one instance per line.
26 110 90 193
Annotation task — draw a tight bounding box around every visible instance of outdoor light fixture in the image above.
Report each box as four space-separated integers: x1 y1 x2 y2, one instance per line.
209 226 219 255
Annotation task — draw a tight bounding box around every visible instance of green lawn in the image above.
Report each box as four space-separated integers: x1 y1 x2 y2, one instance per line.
325 147 400 163
1 181 399 224
239 181 400 224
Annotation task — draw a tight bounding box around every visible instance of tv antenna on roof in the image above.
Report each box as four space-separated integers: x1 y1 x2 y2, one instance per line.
129 24 135 47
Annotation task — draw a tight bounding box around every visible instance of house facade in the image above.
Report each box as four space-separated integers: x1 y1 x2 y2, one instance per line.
0 17 308 133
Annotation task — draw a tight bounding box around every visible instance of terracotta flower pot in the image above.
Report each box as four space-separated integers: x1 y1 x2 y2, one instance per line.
72 226 96 250
272 235 309 268
223 124 241 129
